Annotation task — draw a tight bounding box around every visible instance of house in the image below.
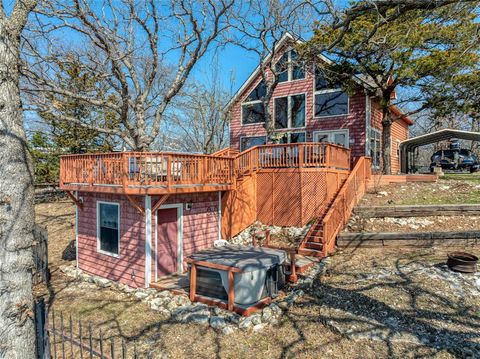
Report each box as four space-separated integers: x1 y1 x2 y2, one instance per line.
60 33 415 312
226 32 413 174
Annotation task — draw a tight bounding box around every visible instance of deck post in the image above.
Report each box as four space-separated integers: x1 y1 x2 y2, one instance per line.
298 144 304 168
144 195 152 288
227 270 234 311
189 264 197 302
288 252 297 283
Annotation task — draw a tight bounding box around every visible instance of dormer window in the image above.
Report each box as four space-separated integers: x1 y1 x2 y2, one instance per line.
276 50 305 83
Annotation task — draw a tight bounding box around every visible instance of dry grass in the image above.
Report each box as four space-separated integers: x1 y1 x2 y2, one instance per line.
35 200 480 358
362 177 480 206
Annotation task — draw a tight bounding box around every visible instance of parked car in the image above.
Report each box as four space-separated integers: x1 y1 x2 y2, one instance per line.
430 148 480 173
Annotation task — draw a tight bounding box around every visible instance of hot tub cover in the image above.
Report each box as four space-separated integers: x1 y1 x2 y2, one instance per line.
188 245 287 272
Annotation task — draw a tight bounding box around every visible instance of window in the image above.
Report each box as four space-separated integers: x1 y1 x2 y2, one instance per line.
97 202 120 256
240 136 267 151
274 93 306 129
242 103 265 124
313 130 349 148
241 81 266 125
279 132 306 144
315 91 348 117
276 50 305 83
370 129 381 169
314 66 348 117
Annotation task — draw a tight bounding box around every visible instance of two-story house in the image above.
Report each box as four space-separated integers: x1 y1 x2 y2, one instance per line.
226 33 413 174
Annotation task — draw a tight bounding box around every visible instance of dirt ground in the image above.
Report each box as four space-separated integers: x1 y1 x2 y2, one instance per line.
35 200 480 359
362 174 480 206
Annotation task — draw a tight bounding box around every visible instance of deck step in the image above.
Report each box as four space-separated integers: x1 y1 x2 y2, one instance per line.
304 241 323 250
306 235 323 243
298 248 325 257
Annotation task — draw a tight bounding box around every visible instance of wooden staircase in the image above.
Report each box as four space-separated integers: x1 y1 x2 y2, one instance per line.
297 157 371 258
298 195 340 257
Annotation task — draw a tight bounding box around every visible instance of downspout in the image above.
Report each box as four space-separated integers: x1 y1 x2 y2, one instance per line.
218 191 222 240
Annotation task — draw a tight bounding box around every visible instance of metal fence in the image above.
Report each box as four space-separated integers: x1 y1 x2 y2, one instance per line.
35 299 148 359
33 225 49 285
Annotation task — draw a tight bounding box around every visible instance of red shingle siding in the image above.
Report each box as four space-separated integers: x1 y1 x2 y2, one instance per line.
77 192 146 288
77 191 220 288
391 120 409 174
229 62 368 162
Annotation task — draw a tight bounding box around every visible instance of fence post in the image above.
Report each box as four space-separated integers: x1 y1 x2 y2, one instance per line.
35 298 51 359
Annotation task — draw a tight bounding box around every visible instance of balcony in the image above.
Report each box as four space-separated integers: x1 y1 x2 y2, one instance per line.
59 143 350 195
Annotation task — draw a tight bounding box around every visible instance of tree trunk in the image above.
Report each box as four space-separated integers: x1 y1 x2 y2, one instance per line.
0 9 36 359
382 111 393 174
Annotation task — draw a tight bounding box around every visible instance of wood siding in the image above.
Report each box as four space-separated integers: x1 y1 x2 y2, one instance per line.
77 191 220 287
229 63 368 162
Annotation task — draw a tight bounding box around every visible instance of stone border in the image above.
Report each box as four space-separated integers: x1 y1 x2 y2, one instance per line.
59 258 329 334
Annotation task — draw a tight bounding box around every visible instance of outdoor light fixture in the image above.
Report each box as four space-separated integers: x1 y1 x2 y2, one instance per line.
185 201 193 211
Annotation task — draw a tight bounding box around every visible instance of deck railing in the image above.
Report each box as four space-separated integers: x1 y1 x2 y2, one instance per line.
234 142 350 176
321 156 371 254
60 143 350 194
60 152 234 192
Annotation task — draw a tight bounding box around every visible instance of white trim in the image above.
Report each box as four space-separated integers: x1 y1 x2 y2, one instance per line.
96 200 120 258
313 129 350 148
272 92 307 130
75 191 79 270
154 208 158 282
218 191 222 240
145 195 152 288
156 203 184 274
365 95 371 156
370 128 382 169
239 135 268 152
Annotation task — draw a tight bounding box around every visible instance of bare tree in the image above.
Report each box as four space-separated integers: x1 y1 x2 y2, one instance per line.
23 0 235 151
166 67 232 154
0 0 38 358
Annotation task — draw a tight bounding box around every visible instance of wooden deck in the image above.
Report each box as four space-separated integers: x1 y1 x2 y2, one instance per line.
149 273 189 295
59 143 351 195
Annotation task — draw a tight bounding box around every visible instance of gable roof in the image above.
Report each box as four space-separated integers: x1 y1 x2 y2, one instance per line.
225 32 376 111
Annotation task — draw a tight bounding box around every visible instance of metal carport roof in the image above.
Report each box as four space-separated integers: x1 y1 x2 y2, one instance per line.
400 129 480 173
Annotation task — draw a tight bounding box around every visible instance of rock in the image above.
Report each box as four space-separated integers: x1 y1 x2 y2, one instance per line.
175 295 191 307
123 285 135 293
253 323 266 332
269 303 283 316
173 306 210 323
135 291 150 300
378 191 388 197
278 301 290 310
166 300 178 311
150 298 165 311
156 290 172 298
190 314 210 326
210 316 227 330
94 277 112 288
222 326 235 335
262 307 273 322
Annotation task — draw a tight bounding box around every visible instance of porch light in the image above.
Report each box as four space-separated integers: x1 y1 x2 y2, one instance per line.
185 201 193 211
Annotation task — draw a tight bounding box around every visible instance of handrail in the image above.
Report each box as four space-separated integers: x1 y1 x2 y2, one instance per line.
59 143 351 192
321 156 371 254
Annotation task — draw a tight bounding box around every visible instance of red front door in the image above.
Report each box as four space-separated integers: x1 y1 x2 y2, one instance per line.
157 208 178 277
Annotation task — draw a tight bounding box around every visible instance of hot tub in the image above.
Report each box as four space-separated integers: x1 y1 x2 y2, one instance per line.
188 245 287 307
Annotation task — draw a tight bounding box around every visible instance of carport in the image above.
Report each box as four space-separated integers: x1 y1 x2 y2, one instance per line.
400 128 480 173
